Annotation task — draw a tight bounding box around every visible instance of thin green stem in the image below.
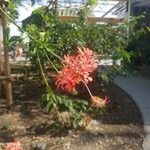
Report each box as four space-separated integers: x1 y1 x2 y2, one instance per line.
44 52 59 73
37 54 50 88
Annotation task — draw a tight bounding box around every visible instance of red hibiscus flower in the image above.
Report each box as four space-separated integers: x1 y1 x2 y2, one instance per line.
5 141 23 150
55 47 98 93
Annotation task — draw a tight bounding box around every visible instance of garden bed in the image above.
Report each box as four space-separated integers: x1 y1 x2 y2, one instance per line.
0 75 144 150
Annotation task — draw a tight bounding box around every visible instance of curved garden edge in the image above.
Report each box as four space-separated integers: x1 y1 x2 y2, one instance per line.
114 75 150 150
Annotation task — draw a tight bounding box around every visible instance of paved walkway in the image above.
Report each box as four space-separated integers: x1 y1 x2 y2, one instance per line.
114 69 150 150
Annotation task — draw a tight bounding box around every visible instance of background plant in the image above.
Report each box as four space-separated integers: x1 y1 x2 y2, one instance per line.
127 14 150 65
22 6 141 82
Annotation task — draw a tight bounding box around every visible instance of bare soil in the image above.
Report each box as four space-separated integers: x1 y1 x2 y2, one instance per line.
0 74 144 150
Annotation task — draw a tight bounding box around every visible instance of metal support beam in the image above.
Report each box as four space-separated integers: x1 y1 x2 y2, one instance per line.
100 2 120 18
127 0 131 22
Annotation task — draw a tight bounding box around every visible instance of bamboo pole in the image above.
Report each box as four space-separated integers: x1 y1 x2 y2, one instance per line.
0 18 4 97
2 13 13 109
4 47 13 109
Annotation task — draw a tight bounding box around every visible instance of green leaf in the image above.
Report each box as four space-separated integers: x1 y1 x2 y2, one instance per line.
46 102 53 112
56 96 62 104
8 1 15 11
147 27 150 32
46 94 50 102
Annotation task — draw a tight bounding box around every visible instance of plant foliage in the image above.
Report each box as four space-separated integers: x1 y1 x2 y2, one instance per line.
22 6 139 82
42 91 105 128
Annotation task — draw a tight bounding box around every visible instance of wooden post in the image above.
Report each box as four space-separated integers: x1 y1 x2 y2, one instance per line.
0 18 4 97
2 12 13 109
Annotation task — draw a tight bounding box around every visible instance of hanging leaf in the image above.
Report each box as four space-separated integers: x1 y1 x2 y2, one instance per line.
46 101 53 112
8 1 15 11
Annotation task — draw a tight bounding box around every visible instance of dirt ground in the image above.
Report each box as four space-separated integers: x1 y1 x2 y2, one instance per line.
0 75 144 150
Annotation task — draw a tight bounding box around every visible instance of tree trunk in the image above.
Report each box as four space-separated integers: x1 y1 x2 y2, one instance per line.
4 47 13 109
2 14 13 109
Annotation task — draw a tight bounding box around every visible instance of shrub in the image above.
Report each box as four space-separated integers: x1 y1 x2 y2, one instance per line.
22 6 136 82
